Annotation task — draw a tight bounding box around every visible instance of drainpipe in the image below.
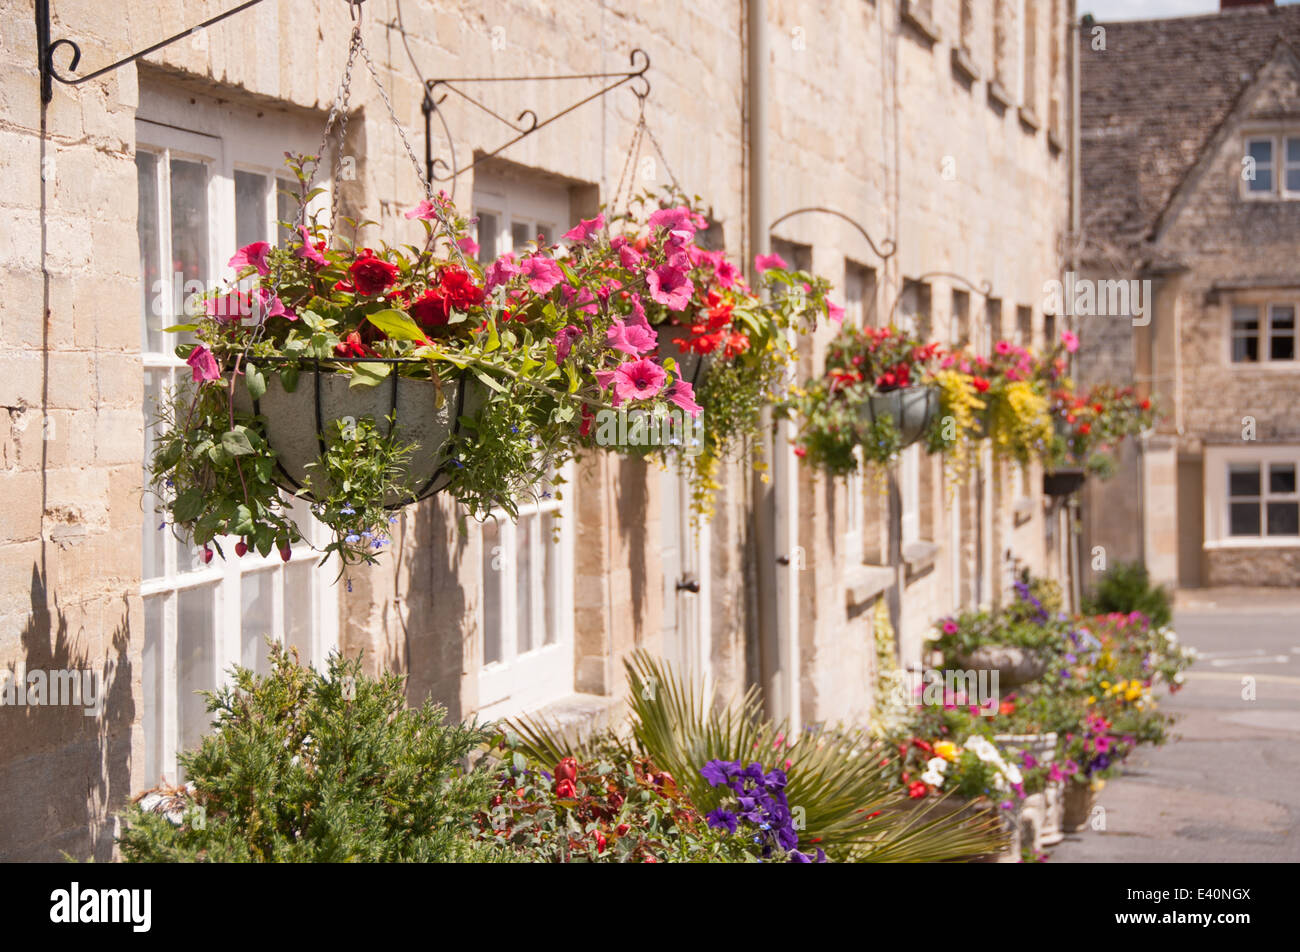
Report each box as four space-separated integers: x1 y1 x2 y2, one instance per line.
747 0 798 726
1067 0 1083 612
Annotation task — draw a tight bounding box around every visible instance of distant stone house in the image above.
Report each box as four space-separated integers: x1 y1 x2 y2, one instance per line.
1 0 1073 860
1077 0 1300 588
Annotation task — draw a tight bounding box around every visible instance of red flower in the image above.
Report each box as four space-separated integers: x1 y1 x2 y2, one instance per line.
349 256 400 295
1140 399 1151 411
616 823 630 837
793 445 807 458
554 778 577 799
554 757 578 784
907 781 928 799
593 831 607 854
1078 422 1092 435
972 376 990 393
334 331 373 359
999 700 1016 716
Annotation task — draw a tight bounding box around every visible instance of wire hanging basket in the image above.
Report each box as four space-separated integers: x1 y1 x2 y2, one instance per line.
857 385 940 449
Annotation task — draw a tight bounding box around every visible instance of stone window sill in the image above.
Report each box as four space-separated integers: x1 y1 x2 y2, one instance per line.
1018 105 1041 132
903 540 940 582
846 563 894 611
901 0 941 44
520 692 625 743
1013 497 1035 527
987 80 1013 110
951 47 979 83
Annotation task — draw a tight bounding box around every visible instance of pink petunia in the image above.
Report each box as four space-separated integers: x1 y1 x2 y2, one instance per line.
206 290 252 323
647 205 700 234
562 213 605 243
826 299 845 325
296 228 325 267
457 236 480 257
187 345 220 383
255 287 295 322
404 200 437 221
1061 330 1079 353
519 255 564 295
554 325 584 363
229 241 271 276
618 243 643 270
646 264 694 311
606 316 658 357
995 340 1013 356
754 252 787 273
713 256 740 289
612 358 667 403
665 378 702 418
484 253 519 291
594 369 621 407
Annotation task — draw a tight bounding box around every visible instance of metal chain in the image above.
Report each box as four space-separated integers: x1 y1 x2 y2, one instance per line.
641 113 681 194
302 25 361 231
611 109 646 218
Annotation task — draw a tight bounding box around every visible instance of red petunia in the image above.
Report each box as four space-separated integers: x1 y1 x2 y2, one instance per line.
349 256 400 296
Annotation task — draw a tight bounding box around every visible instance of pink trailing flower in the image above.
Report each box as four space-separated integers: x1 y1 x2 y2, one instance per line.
404 200 437 220
484 252 519 291
646 264 693 311
606 316 657 357
206 290 252 323
296 228 325 267
618 243 643 270
562 213 605 243
647 205 702 234
457 236 480 257
1061 330 1079 353
665 378 702 418
754 252 787 273
554 325 584 363
186 345 220 383
256 287 295 322
713 256 740 289
826 299 845 325
519 255 564 295
229 241 270 276
594 368 621 407
613 358 667 403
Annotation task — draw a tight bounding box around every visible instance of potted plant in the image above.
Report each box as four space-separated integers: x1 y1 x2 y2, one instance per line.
150 155 719 568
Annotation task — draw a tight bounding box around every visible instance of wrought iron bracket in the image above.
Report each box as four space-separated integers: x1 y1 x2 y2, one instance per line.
35 0 269 104
768 206 897 261
421 49 651 184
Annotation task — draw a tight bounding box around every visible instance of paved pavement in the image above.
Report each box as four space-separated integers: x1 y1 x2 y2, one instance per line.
1049 588 1300 863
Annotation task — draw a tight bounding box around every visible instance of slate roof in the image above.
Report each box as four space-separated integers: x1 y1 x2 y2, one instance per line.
1081 4 1300 249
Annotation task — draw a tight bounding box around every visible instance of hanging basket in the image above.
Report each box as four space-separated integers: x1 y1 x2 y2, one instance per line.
1042 466 1087 497
858 385 939 448
656 322 711 389
232 359 485 508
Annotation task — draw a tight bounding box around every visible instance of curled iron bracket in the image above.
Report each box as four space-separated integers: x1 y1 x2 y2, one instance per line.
768 206 897 261
35 0 268 104
886 271 994 325
422 48 651 184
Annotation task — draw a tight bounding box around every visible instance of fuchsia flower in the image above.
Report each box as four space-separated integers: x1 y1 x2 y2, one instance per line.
404 200 438 221
519 255 564 294
612 358 667 402
646 264 693 311
554 325 584 363
562 213 605 243
186 345 220 383
942 620 959 635
228 241 270 276
995 340 1013 356
484 253 519 290
754 252 787 273
297 228 325 267
1061 330 1079 353
665 378 702 417
826 299 845 325
606 314 658 357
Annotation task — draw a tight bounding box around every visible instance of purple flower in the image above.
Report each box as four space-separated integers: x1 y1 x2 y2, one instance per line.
705 808 739 834
700 759 741 787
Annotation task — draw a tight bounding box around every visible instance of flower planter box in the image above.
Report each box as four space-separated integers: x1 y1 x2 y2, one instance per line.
1042 466 1087 497
656 322 710 388
1062 780 1100 832
233 365 484 507
994 732 1063 849
955 645 1048 687
859 385 940 449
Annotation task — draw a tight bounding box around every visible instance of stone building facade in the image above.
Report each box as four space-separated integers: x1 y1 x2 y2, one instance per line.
1 0 1073 860
1078 1 1300 589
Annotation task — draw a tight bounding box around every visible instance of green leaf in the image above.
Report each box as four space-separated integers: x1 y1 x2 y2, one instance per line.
473 370 506 394
484 317 500 353
173 489 205 523
221 428 256 456
233 504 256 536
349 361 392 388
245 362 267 401
366 309 427 341
161 323 199 334
280 365 300 393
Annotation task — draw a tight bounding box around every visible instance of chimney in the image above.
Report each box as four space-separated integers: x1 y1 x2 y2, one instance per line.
1220 0 1275 9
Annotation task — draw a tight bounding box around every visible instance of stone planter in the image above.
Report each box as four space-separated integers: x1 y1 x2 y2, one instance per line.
233 365 485 507
1062 780 1100 833
656 322 710 388
859 385 940 449
956 644 1048 688
993 732 1062 849
1042 466 1087 496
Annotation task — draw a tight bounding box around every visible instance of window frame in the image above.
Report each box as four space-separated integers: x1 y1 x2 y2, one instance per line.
1226 298 1300 367
1204 446 1300 548
1242 134 1281 200
135 110 338 785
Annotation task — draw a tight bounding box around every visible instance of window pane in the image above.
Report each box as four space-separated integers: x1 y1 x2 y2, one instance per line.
136 151 163 353
542 511 560 646
235 170 268 248
1249 168 1273 193
1229 501 1261 536
1267 501 1300 535
1288 137 1300 163
536 223 553 246
142 369 169 580
515 516 534 655
177 585 216 764
284 562 316 667
241 569 276 676
1270 305 1295 360
1229 464 1261 497
1288 168 1300 194
169 158 209 321
1270 464 1297 495
1233 335 1258 362
477 211 499 262
482 520 503 665
510 221 533 253
143 594 166 784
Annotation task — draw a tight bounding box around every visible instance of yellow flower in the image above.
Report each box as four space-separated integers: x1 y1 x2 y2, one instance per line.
1085 695 1096 705
934 740 959 762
